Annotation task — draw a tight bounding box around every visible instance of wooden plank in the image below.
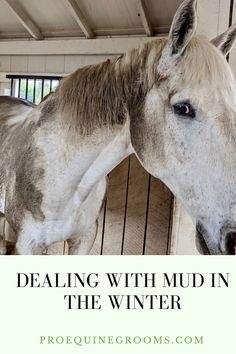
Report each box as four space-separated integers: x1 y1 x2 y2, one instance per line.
63 0 94 39
0 56 11 72
170 199 198 255
0 26 169 40
144 177 172 255
47 242 64 255
197 0 231 38
27 56 46 74
0 37 159 55
63 241 68 255
218 0 232 34
138 0 153 36
10 56 28 72
100 158 130 255
122 155 149 255
90 204 105 255
4 0 43 40
45 56 65 74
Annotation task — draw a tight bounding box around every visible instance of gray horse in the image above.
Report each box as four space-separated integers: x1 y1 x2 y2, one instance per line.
1 0 236 255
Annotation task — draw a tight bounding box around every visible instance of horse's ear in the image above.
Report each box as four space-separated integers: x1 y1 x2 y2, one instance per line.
168 0 197 56
211 24 236 56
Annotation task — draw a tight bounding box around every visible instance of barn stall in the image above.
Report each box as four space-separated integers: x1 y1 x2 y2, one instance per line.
0 0 235 255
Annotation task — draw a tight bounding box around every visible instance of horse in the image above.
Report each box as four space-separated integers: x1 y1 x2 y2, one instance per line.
1 0 236 255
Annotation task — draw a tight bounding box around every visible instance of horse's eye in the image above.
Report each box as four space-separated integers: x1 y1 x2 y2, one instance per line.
173 102 195 118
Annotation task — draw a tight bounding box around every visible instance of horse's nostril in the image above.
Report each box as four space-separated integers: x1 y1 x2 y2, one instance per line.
225 232 236 255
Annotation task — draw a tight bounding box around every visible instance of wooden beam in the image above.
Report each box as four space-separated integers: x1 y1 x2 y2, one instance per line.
138 0 153 37
0 26 169 40
4 0 43 40
63 0 94 39
0 37 160 56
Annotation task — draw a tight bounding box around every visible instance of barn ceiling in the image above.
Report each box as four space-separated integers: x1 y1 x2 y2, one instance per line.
0 0 183 40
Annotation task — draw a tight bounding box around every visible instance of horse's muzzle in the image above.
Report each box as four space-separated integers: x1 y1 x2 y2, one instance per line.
196 222 236 255
220 226 236 255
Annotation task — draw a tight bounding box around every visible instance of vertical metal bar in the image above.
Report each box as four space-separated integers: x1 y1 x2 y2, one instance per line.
120 157 131 255
33 79 36 103
25 79 29 100
142 174 151 255
18 78 21 98
227 0 234 62
229 0 234 27
41 79 45 101
10 79 14 96
49 79 52 92
166 194 174 255
100 196 107 255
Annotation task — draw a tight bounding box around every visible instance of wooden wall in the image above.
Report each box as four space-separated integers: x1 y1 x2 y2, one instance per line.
90 156 172 255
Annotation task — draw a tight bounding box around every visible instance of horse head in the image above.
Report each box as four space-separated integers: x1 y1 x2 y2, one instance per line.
130 0 236 255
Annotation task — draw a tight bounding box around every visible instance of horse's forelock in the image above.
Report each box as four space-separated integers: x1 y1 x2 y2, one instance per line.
180 35 236 100
56 39 167 136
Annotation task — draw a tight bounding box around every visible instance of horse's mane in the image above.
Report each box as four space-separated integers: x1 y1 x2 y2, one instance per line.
53 35 235 136
56 39 166 135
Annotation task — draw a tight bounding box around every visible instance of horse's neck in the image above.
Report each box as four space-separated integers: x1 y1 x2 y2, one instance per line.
37 118 133 206
73 121 133 206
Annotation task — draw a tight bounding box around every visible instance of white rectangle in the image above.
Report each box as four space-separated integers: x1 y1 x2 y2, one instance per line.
0 256 234 354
